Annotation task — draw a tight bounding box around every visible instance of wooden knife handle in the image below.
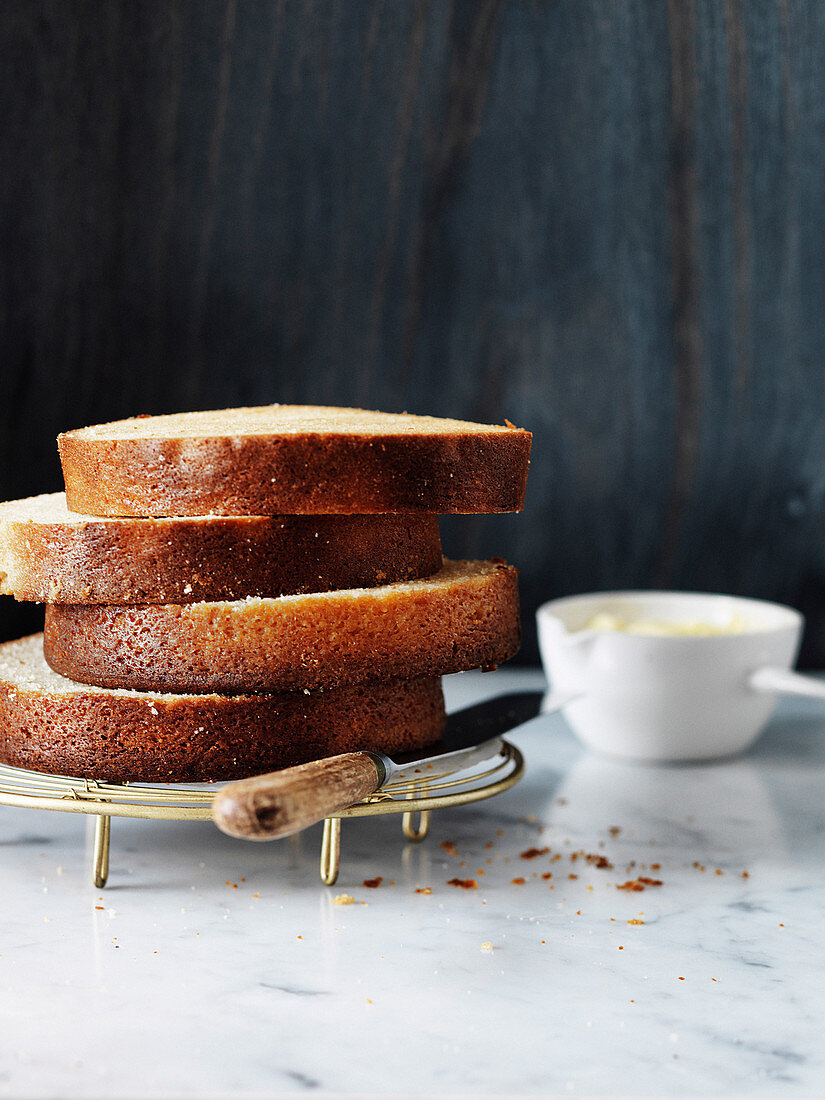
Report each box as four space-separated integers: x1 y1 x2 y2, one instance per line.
211 752 382 841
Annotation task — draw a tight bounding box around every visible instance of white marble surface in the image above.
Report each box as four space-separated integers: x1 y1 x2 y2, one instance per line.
1 667 824 1099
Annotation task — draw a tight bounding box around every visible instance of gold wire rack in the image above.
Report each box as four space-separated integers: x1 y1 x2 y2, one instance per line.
0 741 524 887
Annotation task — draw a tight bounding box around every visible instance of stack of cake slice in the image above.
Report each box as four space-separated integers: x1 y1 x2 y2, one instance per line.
0 406 531 783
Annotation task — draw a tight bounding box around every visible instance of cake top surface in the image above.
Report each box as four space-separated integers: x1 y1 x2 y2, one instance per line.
0 493 70 522
142 558 501 615
59 405 528 442
0 493 251 525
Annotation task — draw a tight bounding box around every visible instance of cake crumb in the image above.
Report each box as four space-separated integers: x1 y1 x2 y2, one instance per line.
332 894 355 905
616 877 662 892
480 941 494 954
585 853 613 870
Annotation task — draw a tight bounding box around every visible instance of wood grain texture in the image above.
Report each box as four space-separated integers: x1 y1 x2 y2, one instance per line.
212 752 381 840
2 2 825 663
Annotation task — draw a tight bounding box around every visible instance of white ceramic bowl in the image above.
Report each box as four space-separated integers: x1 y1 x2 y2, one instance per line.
536 590 824 762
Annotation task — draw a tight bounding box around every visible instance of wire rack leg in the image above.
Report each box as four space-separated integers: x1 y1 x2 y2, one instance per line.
402 808 430 841
93 814 111 888
320 817 341 885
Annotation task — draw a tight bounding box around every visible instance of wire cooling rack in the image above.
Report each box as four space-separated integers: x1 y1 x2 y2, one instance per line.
0 741 524 886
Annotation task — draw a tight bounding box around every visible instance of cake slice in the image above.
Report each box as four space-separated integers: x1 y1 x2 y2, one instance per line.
0 635 445 782
0 493 441 604
43 559 520 693
58 405 532 516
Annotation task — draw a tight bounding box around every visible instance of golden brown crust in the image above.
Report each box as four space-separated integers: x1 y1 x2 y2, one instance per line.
0 494 442 603
58 406 532 516
43 559 521 693
0 635 445 782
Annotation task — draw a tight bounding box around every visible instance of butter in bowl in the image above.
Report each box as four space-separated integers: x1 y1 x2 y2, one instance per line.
536 590 825 763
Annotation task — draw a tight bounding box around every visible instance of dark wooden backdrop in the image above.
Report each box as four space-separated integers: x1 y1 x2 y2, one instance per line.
3 0 825 665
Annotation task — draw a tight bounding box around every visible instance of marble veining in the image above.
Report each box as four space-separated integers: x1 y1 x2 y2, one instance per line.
0 667 823 1097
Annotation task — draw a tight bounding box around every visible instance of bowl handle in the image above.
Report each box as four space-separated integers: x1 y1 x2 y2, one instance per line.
749 666 825 701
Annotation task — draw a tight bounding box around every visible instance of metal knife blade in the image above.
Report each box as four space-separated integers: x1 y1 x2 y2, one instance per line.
381 690 545 786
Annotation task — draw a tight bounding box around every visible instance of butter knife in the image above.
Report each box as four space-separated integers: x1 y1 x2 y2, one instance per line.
211 691 543 841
